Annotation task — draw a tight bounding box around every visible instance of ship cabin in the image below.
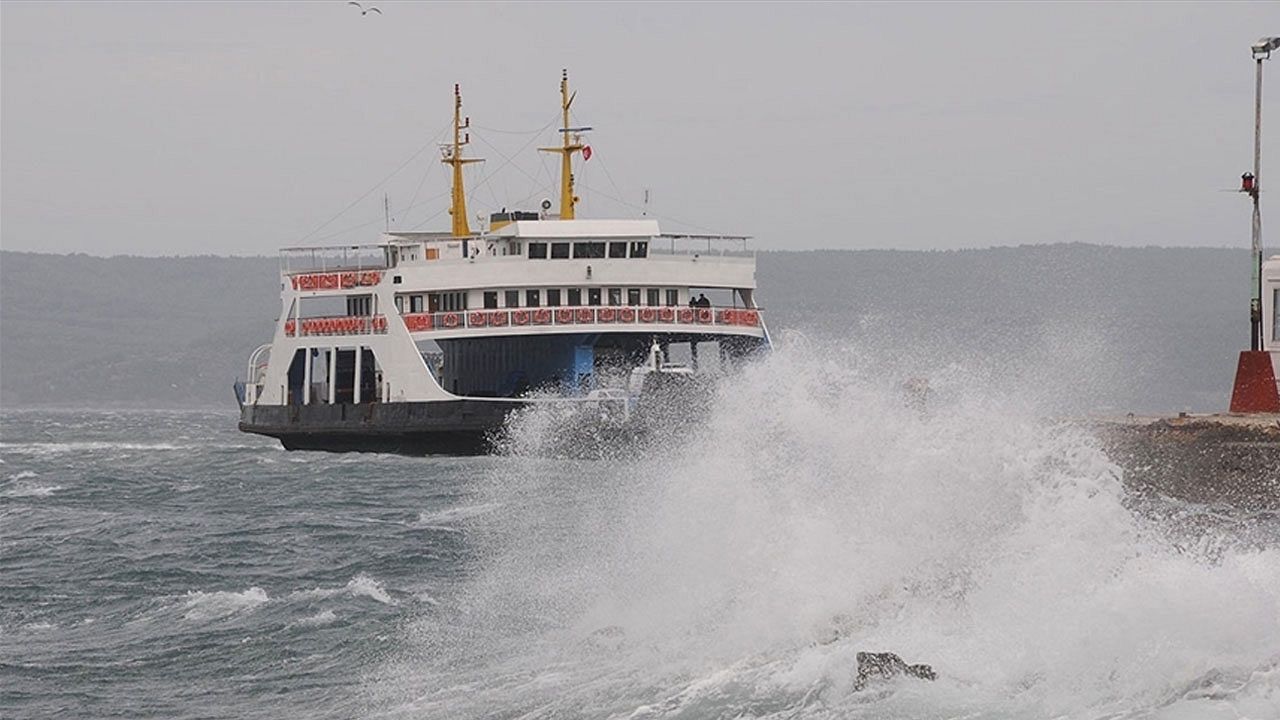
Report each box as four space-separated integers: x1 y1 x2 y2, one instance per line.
243 218 768 407
241 73 769 410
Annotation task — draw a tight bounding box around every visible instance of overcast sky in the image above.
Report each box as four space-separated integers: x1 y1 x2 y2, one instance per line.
2 1 1277 255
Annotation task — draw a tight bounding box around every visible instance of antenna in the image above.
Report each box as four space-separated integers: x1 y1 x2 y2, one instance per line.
643 188 650 217
384 193 390 231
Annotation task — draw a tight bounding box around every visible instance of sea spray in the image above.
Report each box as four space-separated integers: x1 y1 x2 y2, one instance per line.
373 339 1280 719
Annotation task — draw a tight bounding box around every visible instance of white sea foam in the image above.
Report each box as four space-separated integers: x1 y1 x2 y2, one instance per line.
294 574 396 606
2 481 63 497
345 574 396 605
182 587 270 621
0 441 185 457
293 610 339 628
371 339 1280 719
415 503 501 530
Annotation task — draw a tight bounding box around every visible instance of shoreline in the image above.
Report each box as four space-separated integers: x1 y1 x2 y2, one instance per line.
1092 414 1280 511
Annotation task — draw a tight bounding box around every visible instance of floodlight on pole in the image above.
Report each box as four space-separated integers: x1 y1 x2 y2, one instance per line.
1229 36 1280 413
1252 37 1280 60
1246 38 1278 350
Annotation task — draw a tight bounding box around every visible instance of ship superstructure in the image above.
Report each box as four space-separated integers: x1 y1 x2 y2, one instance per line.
238 73 770 453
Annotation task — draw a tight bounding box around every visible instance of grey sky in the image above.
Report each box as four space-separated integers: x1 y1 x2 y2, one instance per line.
1 1 1276 256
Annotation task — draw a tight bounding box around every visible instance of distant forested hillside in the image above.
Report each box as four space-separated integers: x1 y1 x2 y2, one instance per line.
1 253 278 409
0 246 1259 413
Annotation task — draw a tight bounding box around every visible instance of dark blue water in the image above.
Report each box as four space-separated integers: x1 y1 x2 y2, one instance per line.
4 358 1279 720
1 409 491 718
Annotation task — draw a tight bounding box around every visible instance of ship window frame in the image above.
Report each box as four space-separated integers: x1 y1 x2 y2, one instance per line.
529 242 548 259
573 241 606 259
607 288 622 306
395 296 404 313
410 295 424 313
588 288 602 306
627 288 642 306
608 242 628 259
483 291 498 309
630 241 648 258
1274 287 1279 341
504 290 520 308
568 288 582 306
551 242 571 259
665 289 678 306
646 288 660 306
547 288 562 307
526 289 541 307
346 295 372 317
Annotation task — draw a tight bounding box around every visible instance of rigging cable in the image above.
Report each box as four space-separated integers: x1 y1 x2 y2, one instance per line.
579 180 723 235
314 188 451 242
460 113 561 218
470 130 554 213
296 123 449 244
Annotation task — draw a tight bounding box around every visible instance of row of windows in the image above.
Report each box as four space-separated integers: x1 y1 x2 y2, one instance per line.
483 287 680 309
395 291 469 315
528 241 649 260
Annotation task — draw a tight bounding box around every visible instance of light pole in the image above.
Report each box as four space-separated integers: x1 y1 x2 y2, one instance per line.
1247 37 1280 350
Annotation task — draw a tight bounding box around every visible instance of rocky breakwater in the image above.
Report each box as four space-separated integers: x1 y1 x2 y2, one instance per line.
1094 414 1280 510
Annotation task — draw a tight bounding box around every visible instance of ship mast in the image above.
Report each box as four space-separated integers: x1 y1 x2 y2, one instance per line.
539 69 591 220
443 84 483 237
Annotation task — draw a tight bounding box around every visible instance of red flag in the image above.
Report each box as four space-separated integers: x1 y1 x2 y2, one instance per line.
582 145 592 161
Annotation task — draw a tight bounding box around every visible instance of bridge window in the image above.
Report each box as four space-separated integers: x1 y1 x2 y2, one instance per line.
568 288 582 306
551 242 571 259
529 242 548 259
609 242 628 259
631 241 648 258
665 289 679 306
410 295 424 313
588 288 602 306
526 289 541 307
547 289 562 306
435 291 466 312
573 242 605 259
483 291 498 309
346 295 372 316
504 290 520 308
628 288 642 306
608 288 622 305
647 288 660 306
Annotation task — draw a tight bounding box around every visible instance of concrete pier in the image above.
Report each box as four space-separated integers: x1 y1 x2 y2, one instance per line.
1093 414 1280 510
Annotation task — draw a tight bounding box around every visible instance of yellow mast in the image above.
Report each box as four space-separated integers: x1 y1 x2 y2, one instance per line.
538 69 590 220
443 84 483 237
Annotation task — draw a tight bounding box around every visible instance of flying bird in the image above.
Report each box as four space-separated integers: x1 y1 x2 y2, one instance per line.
348 1 382 15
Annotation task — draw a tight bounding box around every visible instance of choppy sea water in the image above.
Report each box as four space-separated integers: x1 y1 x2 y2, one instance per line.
3 351 1279 719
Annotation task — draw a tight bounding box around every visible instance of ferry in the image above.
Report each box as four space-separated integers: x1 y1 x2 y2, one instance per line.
236 72 771 454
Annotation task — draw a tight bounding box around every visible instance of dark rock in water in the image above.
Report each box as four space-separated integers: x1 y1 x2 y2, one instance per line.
853 651 936 691
584 625 626 651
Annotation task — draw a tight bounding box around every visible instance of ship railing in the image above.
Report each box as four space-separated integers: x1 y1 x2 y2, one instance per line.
284 315 390 337
398 305 762 332
279 245 390 274
244 343 272 405
649 234 753 258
